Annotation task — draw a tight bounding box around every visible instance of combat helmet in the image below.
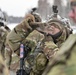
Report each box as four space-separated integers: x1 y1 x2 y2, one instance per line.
0 9 10 31
31 8 42 22
25 8 42 23
47 17 72 46
0 9 7 26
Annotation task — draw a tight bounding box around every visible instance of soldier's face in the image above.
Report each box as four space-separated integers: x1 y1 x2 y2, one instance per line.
69 6 76 23
45 25 60 35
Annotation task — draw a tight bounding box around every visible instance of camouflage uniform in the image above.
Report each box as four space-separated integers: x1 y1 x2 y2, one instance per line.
27 30 47 75
5 13 47 74
0 9 11 59
0 54 10 75
42 34 76 75
0 24 10 75
5 13 45 69
42 0 76 74
40 0 76 75
42 18 72 60
0 23 10 59
29 18 72 75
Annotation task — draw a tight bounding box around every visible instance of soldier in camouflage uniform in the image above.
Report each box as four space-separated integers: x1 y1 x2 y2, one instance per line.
42 34 76 75
5 10 46 69
42 0 76 75
40 5 73 60
0 9 10 75
0 9 10 59
29 17 72 75
40 16 73 60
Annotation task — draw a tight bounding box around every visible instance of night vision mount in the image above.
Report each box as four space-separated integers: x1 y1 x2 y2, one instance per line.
52 5 58 14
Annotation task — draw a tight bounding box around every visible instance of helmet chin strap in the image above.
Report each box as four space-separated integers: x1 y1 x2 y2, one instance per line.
47 31 62 43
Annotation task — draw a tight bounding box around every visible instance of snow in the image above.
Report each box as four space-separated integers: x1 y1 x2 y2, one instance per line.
7 23 18 30
71 26 76 34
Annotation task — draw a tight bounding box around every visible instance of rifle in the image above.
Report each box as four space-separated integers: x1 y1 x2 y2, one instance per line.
16 43 31 75
16 40 43 75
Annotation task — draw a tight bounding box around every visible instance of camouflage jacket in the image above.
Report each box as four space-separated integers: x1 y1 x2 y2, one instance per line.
0 54 10 75
0 25 10 58
43 34 76 75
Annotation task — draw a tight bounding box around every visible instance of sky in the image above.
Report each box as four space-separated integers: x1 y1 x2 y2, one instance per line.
0 0 39 17
0 0 67 17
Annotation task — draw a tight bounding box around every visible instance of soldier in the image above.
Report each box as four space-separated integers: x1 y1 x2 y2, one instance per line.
29 5 73 75
0 9 10 59
69 0 76 22
5 8 46 69
0 9 10 74
29 16 72 75
42 0 76 75
42 15 72 58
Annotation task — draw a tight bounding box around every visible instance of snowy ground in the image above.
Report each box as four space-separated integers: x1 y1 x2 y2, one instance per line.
7 23 18 30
